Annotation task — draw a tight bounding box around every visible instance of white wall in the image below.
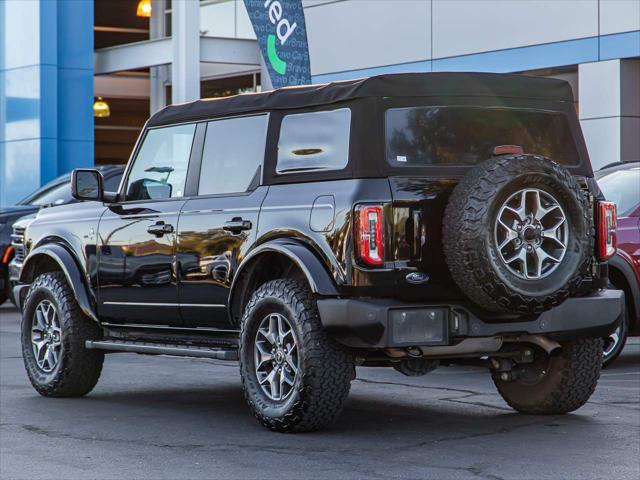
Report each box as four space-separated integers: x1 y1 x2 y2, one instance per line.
304 0 430 75
432 0 598 59
579 59 640 169
303 0 638 76
599 0 640 35
200 0 255 39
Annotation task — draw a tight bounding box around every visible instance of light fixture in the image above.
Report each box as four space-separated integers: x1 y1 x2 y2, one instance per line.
93 97 110 118
136 0 152 18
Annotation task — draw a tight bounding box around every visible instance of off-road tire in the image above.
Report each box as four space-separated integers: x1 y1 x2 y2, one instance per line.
494 338 603 414
21 272 104 397
443 154 593 314
602 301 629 367
239 279 355 432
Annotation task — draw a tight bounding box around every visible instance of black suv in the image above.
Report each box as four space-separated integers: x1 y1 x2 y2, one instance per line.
13 73 623 432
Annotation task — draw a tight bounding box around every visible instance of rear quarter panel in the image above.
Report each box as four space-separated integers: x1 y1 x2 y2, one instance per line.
257 178 393 294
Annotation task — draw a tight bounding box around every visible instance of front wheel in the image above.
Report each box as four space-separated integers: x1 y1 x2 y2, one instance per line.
239 279 355 432
494 338 602 414
21 272 104 397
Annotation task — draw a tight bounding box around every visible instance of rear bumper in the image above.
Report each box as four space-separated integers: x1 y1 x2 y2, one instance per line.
317 289 624 349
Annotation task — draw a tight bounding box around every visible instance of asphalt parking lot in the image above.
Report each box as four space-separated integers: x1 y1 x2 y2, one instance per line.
1 303 638 480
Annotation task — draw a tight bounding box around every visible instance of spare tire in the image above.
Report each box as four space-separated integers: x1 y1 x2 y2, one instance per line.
443 154 593 315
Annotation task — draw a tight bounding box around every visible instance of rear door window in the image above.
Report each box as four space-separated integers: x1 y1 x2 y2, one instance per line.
198 114 268 195
277 108 351 174
385 106 580 167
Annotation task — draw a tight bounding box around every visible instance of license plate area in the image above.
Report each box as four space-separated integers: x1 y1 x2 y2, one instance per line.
388 307 449 346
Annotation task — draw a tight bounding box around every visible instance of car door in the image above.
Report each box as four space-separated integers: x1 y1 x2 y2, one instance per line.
97 123 197 325
176 114 269 329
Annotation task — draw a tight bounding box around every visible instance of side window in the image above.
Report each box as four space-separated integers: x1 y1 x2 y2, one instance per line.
125 123 196 201
198 114 268 196
276 108 351 174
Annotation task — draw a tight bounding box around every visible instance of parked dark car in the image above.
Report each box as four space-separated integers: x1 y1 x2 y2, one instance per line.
0 165 124 305
12 73 623 432
596 162 640 365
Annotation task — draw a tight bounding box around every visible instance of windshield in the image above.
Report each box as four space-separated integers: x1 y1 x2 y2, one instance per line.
27 182 73 206
18 174 70 206
597 168 640 217
385 106 580 167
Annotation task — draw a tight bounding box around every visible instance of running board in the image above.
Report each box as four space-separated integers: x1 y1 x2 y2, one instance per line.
85 339 238 361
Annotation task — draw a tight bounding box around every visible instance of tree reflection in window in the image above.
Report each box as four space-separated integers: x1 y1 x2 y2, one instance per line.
386 106 579 166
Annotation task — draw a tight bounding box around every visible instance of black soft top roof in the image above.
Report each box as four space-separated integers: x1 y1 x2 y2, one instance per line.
147 72 574 127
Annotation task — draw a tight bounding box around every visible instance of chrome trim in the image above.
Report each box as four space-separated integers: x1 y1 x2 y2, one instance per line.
261 204 333 211
103 301 225 308
100 322 239 333
181 303 226 308
180 207 260 215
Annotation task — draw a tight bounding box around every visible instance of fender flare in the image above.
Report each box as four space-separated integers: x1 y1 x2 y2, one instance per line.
17 243 99 324
229 239 340 321
608 255 640 328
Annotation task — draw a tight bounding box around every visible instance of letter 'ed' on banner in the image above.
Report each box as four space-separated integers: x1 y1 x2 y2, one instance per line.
243 0 312 89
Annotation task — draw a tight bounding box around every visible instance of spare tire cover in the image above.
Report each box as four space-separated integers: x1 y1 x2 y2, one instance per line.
442 154 593 315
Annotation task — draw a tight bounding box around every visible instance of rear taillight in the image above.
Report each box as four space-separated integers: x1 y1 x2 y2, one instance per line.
597 201 617 260
355 205 384 267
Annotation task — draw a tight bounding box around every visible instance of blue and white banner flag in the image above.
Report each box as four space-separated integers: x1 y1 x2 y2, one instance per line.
243 0 312 89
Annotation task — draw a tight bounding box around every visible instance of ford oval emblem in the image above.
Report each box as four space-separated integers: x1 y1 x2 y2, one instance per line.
406 272 429 284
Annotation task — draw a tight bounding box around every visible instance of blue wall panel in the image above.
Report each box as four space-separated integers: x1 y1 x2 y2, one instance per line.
432 37 599 73
0 0 93 207
600 31 640 61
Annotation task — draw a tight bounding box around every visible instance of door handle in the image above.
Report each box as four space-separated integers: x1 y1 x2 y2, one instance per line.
223 218 252 233
147 221 174 237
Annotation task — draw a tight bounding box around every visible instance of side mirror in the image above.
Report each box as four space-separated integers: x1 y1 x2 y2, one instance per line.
71 169 104 202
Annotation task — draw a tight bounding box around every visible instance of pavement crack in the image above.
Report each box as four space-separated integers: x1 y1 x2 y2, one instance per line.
442 397 513 412
355 377 485 396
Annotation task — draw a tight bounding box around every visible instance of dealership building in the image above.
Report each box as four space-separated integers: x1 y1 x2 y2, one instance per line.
0 0 639 207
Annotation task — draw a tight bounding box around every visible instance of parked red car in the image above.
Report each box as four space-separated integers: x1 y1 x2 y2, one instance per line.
596 162 640 365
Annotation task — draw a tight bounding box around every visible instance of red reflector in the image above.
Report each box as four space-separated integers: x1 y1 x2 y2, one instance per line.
355 205 384 267
1 245 13 264
597 201 617 260
493 145 524 156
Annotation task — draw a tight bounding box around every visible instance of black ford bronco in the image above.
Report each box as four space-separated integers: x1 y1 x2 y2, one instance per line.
13 73 623 432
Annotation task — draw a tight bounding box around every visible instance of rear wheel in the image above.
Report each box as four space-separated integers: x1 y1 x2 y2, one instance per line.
21 272 104 397
494 338 602 414
239 279 355 432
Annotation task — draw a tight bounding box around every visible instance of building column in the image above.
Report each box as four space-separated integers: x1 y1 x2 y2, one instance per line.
171 0 200 104
579 59 640 170
259 55 273 91
150 0 167 114
0 0 93 207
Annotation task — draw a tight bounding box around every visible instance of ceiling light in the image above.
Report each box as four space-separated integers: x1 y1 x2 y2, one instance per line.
136 0 152 18
93 97 111 118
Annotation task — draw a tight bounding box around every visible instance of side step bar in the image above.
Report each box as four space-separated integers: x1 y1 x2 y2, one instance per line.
85 340 238 361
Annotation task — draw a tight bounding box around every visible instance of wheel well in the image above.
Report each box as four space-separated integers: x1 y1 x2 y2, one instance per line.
608 266 637 330
21 254 63 283
230 252 307 326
